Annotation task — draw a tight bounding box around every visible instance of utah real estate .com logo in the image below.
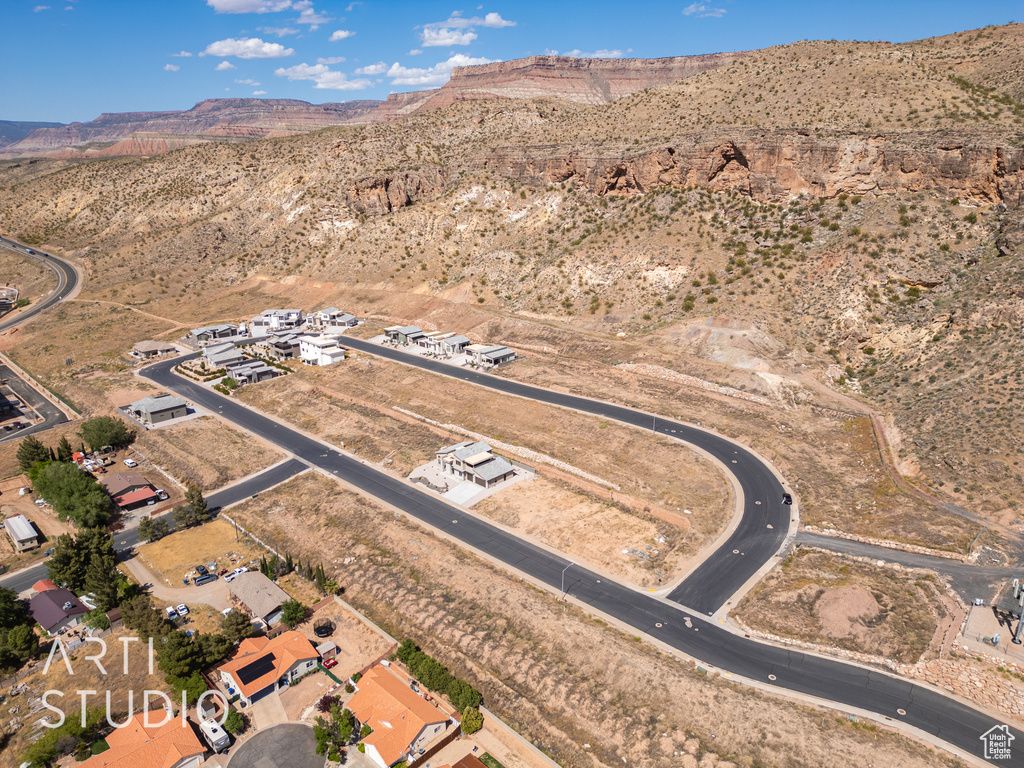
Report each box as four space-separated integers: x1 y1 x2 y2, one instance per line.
41 637 229 729
981 725 1015 761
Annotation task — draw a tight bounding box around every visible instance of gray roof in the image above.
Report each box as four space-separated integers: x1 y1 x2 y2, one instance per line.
130 394 187 414
471 455 515 482
481 346 515 360
319 307 341 315
436 440 473 456
30 588 88 632
453 441 492 462
442 334 470 347
228 572 290 621
394 325 421 335
207 350 244 366
4 514 36 543
192 324 234 336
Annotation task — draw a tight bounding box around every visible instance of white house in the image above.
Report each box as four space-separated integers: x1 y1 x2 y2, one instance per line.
260 309 304 331
299 335 347 366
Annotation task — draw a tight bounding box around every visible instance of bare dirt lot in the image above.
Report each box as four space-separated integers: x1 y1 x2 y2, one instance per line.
292 597 395 683
137 415 285 490
134 518 264 587
474 476 680 588
237 353 733 570
225 472 961 768
0 494 73 574
735 549 945 663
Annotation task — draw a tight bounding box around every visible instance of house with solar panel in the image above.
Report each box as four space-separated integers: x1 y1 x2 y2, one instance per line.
213 630 319 706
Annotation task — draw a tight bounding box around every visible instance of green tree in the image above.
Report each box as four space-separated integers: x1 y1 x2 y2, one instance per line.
184 484 209 524
78 416 134 452
221 609 254 644
0 587 30 631
171 504 193 530
29 462 111 528
168 671 208 705
196 632 233 667
46 534 90 592
84 609 111 630
158 630 206 679
0 624 38 669
56 436 74 463
138 517 153 541
280 599 308 628
16 436 50 473
84 551 120 612
223 707 246 735
460 706 483 734
20 707 103 768
120 595 169 640
313 704 354 761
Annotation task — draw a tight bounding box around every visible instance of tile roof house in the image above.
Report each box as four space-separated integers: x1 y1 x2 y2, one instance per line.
29 587 89 634
214 630 319 706
99 472 162 509
77 712 206 768
435 441 516 488
32 578 58 594
348 665 452 768
125 394 187 426
227 572 290 627
4 514 38 551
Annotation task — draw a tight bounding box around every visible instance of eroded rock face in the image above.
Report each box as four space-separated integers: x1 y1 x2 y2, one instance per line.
345 167 446 215
483 130 1024 204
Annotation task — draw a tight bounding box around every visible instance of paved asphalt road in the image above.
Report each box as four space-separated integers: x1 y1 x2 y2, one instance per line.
0 362 68 443
0 236 77 332
0 458 308 595
143 353 1023 765
797 531 1013 606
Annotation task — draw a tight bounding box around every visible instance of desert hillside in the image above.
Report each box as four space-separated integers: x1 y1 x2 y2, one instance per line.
1 23 1023 532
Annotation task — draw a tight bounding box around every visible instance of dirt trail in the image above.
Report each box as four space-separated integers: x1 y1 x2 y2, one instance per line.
69 298 184 328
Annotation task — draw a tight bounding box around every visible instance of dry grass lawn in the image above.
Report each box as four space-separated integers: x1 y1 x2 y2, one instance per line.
735 549 945 663
135 518 263 585
137 416 285 490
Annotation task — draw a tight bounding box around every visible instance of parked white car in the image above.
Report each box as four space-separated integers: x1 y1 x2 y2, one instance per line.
123 458 138 467
176 604 189 616
223 567 248 583
165 606 178 620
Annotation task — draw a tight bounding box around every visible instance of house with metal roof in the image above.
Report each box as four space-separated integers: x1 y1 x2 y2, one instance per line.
227 361 280 385
214 630 319 706
125 394 187 426
466 344 516 366
4 514 38 551
191 324 237 344
311 307 358 329
440 334 471 355
385 325 424 344
435 441 516 488
29 587 89 635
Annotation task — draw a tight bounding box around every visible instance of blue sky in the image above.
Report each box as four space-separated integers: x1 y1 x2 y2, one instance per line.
2 0 1020 123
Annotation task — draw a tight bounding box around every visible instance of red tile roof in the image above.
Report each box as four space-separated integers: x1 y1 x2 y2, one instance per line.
32 578 58 593
114 487 158 508
78 713 205 768
216 630 318 699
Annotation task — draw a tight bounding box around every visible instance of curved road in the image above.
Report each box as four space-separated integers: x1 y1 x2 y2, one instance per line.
143 353 1022 766
0 236 78 332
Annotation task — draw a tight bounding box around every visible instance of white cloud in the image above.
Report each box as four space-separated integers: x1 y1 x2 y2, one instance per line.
387 53 496 86
293 0 331 28
164 64 180 72
562 49 628 59
329 29 355 41
354 61 387 76
206 0 292 12
253 90 267 95
682 3 726 17
345 1 362 10
274 62 372 90
258 26 300 36
215 60 238 70
408 48 422 56
317 56 346 64
33 5 50 11
64 4 73 9
419 11 515 47
172 50 193 57
201 37 295 58
235 78 261 85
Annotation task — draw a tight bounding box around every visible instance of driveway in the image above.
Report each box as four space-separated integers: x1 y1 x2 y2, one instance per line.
227 723 319 768
122 556 231 611
248 692 289 730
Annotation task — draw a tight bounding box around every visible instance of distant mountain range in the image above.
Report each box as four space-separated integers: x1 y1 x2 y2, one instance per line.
0 53 742 159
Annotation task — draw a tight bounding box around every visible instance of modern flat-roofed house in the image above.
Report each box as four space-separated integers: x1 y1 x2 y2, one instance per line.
126 393 188 426
299 335 347 366
466 344 516 366
4 514 38 551
228 360 280 385
435 441 515 488
386 325 424 345
348 664 452 768
203 342 246 369
227 571 291 627
191 324 236 344
311 307 358 329
257 331 301 360
133 340 177 359
247 314 273 338
440 334 471 356
30 587 89 635
78 712 207 768
214 630 319 706
259 309 304 331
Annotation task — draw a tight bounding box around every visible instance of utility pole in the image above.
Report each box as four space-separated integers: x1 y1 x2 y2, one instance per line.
561 563 575 601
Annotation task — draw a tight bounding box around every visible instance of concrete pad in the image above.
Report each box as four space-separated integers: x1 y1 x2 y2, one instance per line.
443 481 482 506
249 692 289 730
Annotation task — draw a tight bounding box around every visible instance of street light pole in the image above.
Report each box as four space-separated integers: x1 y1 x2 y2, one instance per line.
561 562 574 601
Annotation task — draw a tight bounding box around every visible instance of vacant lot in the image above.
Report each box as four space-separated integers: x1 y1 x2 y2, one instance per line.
238 353 733 567
137 416 284 490
225 472 960 768
0 249 55 311
736 549 945 663
474 476 681 588
292 597 395 682
135 518 264 586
